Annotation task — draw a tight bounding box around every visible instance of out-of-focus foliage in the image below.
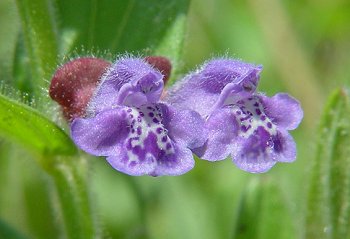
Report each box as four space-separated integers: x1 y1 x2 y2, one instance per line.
306 89 350 239
0 0 349 238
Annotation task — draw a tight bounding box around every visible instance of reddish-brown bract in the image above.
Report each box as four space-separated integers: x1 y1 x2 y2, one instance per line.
49 58 111 121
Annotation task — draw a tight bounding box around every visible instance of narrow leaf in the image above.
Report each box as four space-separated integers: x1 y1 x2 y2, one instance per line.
15 0 58 100
0 94 77 160
232 178 262 239
305 88 350 239
232 177 295 239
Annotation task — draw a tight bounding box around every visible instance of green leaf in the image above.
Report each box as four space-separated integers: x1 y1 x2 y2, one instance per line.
15 0 58 100
0 0 20 88
0 218 28 239
56 0 190 73
232 178 262 239
232 177 295 239
0 94 77 161
305 88 350 239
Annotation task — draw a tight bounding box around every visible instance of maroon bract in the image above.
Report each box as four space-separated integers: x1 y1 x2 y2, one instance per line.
145 56 172 84
49 57 111 121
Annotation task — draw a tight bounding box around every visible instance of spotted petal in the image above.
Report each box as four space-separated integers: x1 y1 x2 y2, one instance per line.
107 141 195 176
231 128 277 173
232 128 296 173
88 57 164 114
73 103 203 176
166 58 262 117
260 93 303 130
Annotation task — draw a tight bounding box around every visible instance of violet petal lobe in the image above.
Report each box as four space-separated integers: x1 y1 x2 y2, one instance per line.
71 108 129 156
88 57 164 114
107 140 195 176
193 108 238 161
260 93 303 130
166 58 262 117
72 102 203 176
232 128 296 173
158 103 207 149
270 129 297 162
231 129 277 173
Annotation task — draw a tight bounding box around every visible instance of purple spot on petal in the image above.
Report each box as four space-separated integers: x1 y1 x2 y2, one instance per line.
241 125 251 132
253 102 259 107
127 108 132 113
153 118 159 123
256 109 261 115
166 143 172 150
149 112 154 117
129 114 133 118
267 122 272 128
273 135 283 152
137 126 142 135
236 111 241 115
156 127 163 134
139 112 144 117
162 136 167 142
260 115 266 121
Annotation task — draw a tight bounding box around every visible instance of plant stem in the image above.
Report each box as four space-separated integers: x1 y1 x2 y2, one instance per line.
49 155 99 239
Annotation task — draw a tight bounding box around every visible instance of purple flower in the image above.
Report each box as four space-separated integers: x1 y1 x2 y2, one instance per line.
166 58 303 173
70 57 206 176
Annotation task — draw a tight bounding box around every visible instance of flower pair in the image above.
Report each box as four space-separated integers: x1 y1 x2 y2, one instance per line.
50 56 303 176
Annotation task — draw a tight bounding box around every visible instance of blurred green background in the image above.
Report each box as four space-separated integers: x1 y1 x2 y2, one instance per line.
0 0 350 238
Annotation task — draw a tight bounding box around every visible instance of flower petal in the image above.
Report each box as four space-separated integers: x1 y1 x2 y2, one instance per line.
105 103 196 176
88 57 163 114
106 141 194 176
106 143 157 176
194 108 238 161
74 103 197 176
166 58 262 117
149 143 195 176
231 127 277 173
260 93 303 130
271 130 297 163
71 108 129 156
158 103 207 149
231 127 297 173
